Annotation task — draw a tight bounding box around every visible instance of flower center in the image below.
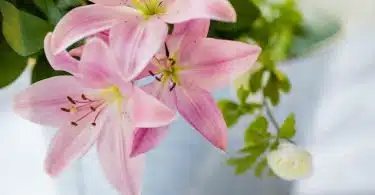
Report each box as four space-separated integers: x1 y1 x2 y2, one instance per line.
132 0 167 18
60 85 124 127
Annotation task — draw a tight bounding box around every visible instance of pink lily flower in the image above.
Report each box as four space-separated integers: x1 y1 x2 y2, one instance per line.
130 19 262 157
14 34 176 195
49 0 236 80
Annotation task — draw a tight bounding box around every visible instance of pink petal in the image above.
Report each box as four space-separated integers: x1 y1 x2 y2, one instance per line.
130 126 168 157
78 38 118 88
129 85 176 128
68 45 84 57
129 82 176 157
13 76 86 127
109 19 168 81
161 0 236 24
89 0 123 6
97 111 144 195
175 83 227 151
45 112 104 176
178 38 261 91
44 33 79 74
51 4 141 54
172 19 210 38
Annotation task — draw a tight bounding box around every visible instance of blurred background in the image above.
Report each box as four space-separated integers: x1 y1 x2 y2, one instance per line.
1 0 375 194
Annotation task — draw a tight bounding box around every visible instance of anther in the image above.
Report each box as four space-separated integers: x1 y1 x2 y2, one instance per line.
71 122 78 126
158 1 163 7
169 82 176 91
90 106 96 111
67 96 76 104
81 94 88 100
91 122 97 126
149 71 155 76
61 108 70 112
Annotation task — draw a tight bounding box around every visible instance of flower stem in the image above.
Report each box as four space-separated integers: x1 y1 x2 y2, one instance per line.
262 97 280 133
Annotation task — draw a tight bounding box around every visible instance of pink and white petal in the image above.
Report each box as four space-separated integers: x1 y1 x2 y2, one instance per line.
174 83 227 151
97 110 145 195
161 0 236 24
78 38 118 88
45 112 104 176
179 38 261 91
110 19 168 81
130 126 169 157
13 76 86 127
172 19 210 38
129 82 176 157
51 4 141 54
89 0 123 6
44 33 79 74
129 86 176 128
68 45 84 57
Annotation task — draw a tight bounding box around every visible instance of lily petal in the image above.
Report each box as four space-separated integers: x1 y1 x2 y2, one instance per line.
44 33 78 74
172 19 210 38
78 38 118 88
130 82 176 157
161 0 236 24
51 4 140 54
129 85 176 128
89 0 123 6
179 38 261 91
110 19 168 81
175 83 227 151
97 110 144 195
45 113 104 176
13 76 86 127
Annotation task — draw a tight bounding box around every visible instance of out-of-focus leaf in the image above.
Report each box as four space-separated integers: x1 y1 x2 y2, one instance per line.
249 68 264 93
218 100 242 128
56 0 81 9
242 102 263 114
254 157 268 178
228 155 258 175
245 115 270 145
263 75 280 106
32 0 63 24
237 86 250 104
0 36 27 88
32 53 69 83
279 113 296 139
0 0 53 56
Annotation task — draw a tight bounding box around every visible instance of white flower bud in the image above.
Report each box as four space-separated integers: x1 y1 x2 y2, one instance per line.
266 142 312 181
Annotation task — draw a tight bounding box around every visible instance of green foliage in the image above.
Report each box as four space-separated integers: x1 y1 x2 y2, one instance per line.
218 100 242 128
279 113 296 139
32 0 63 25
0 0 53 56
0 33 27 88
244 115 269 145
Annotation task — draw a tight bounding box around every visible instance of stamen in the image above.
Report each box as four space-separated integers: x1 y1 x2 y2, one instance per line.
71 122 78 126
90 106 96 111
67 96 76 104
169 58 176 66
91 122 96 126
157 1 163 8
165 43 170 57
169 82 176 91
61 108 70 112
149 71 161 82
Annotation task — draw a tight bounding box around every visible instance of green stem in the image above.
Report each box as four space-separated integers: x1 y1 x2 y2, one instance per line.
262 97 280 133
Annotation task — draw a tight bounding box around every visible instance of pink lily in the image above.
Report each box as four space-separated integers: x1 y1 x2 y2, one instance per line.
49 0 236 80
14 35 176 195
130 19 262 157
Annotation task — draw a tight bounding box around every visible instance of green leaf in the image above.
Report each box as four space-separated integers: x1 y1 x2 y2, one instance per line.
0 37 27 88
217 100 242 128
228 155 258 175
245 115 269 145
239 141 268 154
263 75 280 106
249 68 264 93
56 0 81 9
32 53 69 83
237 86 250 104
0 0 53 56
254 157 268 178
279 113 296 139
241 102 263 114
274 69 291 93
32 0 63 25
